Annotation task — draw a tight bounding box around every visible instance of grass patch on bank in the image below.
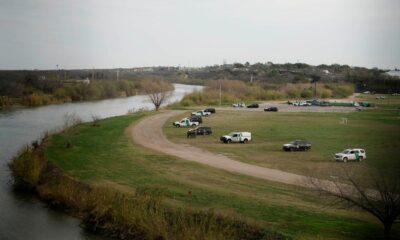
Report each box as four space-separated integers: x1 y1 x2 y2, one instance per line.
36 112 397 239
164 108 400 179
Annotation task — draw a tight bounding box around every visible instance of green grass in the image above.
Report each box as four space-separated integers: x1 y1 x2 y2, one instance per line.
164 109 400 179
43 112 400 239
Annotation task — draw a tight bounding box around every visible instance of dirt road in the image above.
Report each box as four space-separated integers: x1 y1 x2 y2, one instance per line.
131 110 310 187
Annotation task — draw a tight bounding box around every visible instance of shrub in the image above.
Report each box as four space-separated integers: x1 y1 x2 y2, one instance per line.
0 95 12 108
22 92 53 106
320 89 332 98
300 89 313 98
286 89 301 99
326 84 354 98
9 145 46 187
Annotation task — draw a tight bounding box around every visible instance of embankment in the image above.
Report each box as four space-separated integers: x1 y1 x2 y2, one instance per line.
9 129 285 240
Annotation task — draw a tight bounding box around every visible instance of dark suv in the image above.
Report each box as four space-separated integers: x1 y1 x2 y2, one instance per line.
247 103 259 108
189 115 202 124
264 107 278 112
187 126 212 138
282 140 311 151
204 108 216 114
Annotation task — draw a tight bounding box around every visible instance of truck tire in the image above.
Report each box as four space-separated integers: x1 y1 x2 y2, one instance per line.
192 124 196 127
358 156 363 162
343 157 348 163
227 139 231 144
243 139 248 144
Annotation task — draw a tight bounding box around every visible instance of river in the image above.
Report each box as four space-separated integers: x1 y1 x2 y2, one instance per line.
0 83 202 240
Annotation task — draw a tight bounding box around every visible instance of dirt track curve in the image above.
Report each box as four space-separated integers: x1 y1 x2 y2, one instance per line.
131 110 312 187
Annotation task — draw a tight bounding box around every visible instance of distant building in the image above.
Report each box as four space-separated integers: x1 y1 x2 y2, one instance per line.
63 78 90 84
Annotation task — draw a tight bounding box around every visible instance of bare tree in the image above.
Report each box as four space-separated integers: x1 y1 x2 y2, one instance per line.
309 166 400 238
141 80 174 111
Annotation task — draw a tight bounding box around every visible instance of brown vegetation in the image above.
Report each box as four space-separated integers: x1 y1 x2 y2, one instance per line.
177 80 354 107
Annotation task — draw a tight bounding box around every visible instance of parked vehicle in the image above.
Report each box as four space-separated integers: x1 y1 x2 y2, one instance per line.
220 132 251 143
359 102 371 107
264 107 278 112
293 101 311 106
232 102 246 108
191 110 211 117
189 115 202 124
310 99 330 106
283 140 311 151
334 149 366 162
247 103 259 108
187 126 212 138
204 108 216 113
173 118 199 127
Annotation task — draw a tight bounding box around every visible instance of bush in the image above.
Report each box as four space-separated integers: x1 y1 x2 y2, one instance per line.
320 89 332 98
0 95 12 108
21 92 53 107
300 89 313 98
326 84 354 98
9 145 46 187
286 89 301 99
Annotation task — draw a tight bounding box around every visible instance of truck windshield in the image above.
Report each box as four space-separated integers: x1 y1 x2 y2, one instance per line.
342 150 351 154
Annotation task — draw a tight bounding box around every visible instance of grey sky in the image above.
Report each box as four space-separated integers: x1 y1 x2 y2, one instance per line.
0 0 399 70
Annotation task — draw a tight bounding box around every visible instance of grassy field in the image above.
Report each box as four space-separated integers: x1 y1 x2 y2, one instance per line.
164 95 400 179
43 111 399 239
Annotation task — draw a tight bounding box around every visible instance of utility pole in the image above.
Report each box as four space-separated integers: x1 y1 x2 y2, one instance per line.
117 69 119 81
314 80 317 98
250 73 253 83
56 64 59 81
219 79 222 106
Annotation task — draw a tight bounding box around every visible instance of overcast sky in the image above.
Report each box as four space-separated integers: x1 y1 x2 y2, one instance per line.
0 0 399 70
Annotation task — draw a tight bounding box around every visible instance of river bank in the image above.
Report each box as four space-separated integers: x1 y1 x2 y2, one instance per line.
0 84 202 240
9 114 284 240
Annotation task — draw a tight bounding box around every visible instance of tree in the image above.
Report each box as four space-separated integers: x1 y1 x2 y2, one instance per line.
308 166 400 239
310 74 321 97
141 80 174 111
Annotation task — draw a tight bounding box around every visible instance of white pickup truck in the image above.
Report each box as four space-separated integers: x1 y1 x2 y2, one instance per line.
220 132 251 143
293 101 311 106
334 148 366 162
191 110 211 117
173 118 200 127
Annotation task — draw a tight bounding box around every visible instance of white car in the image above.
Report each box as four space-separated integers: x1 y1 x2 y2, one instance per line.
173 118 200 127
334 148 366 162
293 101 311 106
191 110 211 117
220 132 251 143
232 102 246 108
